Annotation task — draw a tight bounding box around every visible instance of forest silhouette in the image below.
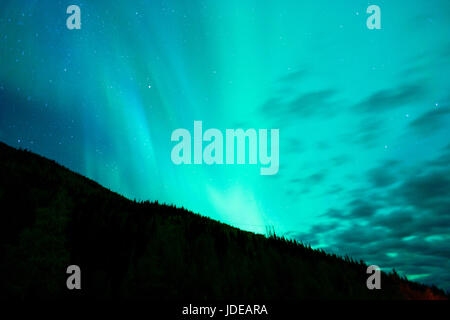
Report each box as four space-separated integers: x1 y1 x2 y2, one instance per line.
0 141 447 300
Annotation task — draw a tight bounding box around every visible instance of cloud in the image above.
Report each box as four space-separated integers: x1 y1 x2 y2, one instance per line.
283 137 303 154
347 199 380 218
367 160 400 188
354 83 425 112
330 155 350 167
288 171 328 195
260 89 338 120
410 106 450 136
260 97 283 115
428 144 450 168
394 170 450 217
340 118 384 147
287 89 337 117
278 69 307 83
260 69 338 120
289 148 450 291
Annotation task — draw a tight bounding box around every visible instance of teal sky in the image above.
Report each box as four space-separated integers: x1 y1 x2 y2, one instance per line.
0 1 449 290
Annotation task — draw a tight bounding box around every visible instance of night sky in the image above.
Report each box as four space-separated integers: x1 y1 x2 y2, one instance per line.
0 1 449 290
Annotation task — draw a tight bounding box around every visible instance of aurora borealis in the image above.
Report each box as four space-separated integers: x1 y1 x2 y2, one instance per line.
0 0 449 290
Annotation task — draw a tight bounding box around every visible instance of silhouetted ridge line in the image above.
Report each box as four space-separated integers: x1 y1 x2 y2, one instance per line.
0 141 447 300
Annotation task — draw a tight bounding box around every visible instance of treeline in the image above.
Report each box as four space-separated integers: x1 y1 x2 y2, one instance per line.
0 142 447 300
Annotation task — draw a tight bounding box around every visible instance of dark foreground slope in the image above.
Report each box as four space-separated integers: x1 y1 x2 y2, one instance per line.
0 142 447 300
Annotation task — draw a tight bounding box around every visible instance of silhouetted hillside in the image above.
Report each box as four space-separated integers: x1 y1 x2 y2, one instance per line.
0 141 447 300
